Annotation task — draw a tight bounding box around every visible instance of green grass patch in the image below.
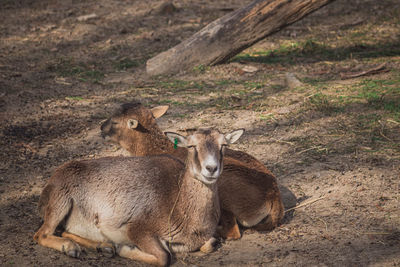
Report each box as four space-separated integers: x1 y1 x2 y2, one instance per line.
77 70 104 82
65 96 84 101
193 64 208 74
270 84 286 91
243 81 264 90
114 58 141 70
157 80 208 91
336 77 400 121
259 113 275 121
357 79 400 111
154 99 185 106
232 39 400 65
305 75 400 121
232 39 329 64
50 58 104 83
215 80 235 86
303 77 330 86
307 92 343 114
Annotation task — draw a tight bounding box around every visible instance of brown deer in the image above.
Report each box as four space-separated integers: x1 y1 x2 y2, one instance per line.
34 128 244 266
101 102 284 240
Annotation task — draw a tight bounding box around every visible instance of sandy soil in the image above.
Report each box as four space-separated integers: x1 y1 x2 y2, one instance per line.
1 0 399 266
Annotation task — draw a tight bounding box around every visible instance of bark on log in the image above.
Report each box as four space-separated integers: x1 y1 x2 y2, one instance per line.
147 0 336 76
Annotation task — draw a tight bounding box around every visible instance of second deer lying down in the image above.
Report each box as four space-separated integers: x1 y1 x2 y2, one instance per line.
34 128 244 266
101 103 285 240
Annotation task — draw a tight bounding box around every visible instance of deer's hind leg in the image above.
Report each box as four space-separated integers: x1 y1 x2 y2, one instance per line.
33 195 81 257
253 195 284 232
119 233 170 267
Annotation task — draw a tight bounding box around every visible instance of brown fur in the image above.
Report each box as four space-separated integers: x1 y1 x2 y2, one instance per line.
101 102 284 239
35 129 237 266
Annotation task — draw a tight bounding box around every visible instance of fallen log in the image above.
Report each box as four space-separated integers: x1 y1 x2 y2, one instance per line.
147 0 336 76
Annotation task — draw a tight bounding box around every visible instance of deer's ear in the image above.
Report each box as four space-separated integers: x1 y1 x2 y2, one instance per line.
100 119 112 138
127 119 138 129
165 132 187 147
225 129 244 144
151 105 169 119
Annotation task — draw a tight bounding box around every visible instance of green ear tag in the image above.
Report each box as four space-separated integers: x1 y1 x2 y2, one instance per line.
174 138 178 149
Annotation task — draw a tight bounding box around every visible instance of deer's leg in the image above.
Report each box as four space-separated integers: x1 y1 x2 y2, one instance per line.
118 236 170 267
253 195 284 232
33 199 81 258
61 232 115 257
218 209 241 240
270 193 285 226
199 237 218 253
252 215 274 231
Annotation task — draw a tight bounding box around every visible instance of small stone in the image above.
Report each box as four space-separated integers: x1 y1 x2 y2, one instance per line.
77 13 98 22
285 72 303 89
241 65 259 73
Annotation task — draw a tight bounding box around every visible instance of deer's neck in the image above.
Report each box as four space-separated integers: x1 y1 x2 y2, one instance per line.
126 127 187 160
172 162 220 235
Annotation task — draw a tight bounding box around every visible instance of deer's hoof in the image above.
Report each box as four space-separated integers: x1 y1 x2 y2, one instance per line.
200 237 219 254
97 243 116 258
62 241 81 258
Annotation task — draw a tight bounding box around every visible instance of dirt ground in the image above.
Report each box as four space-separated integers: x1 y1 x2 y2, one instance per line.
1 0 399 266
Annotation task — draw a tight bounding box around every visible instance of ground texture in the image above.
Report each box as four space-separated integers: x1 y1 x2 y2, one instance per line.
0 0 399 266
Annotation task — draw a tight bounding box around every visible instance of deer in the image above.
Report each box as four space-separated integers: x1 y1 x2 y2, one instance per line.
101 102 284 240
34 128 244 266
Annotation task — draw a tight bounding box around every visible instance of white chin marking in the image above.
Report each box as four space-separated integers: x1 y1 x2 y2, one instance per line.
201 175 218 184
201 170 219 179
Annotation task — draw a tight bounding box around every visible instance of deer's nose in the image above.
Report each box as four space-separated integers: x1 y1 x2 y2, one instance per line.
205 165 218 174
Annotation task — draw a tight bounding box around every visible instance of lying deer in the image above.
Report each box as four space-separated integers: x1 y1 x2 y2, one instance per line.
34 128 244 266
101 103 284 240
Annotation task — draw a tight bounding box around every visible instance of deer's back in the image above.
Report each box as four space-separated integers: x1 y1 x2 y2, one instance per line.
40 155 184 226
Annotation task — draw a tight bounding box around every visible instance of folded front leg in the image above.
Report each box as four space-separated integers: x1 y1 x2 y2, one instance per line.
61 232 115 257
218 209 241 240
